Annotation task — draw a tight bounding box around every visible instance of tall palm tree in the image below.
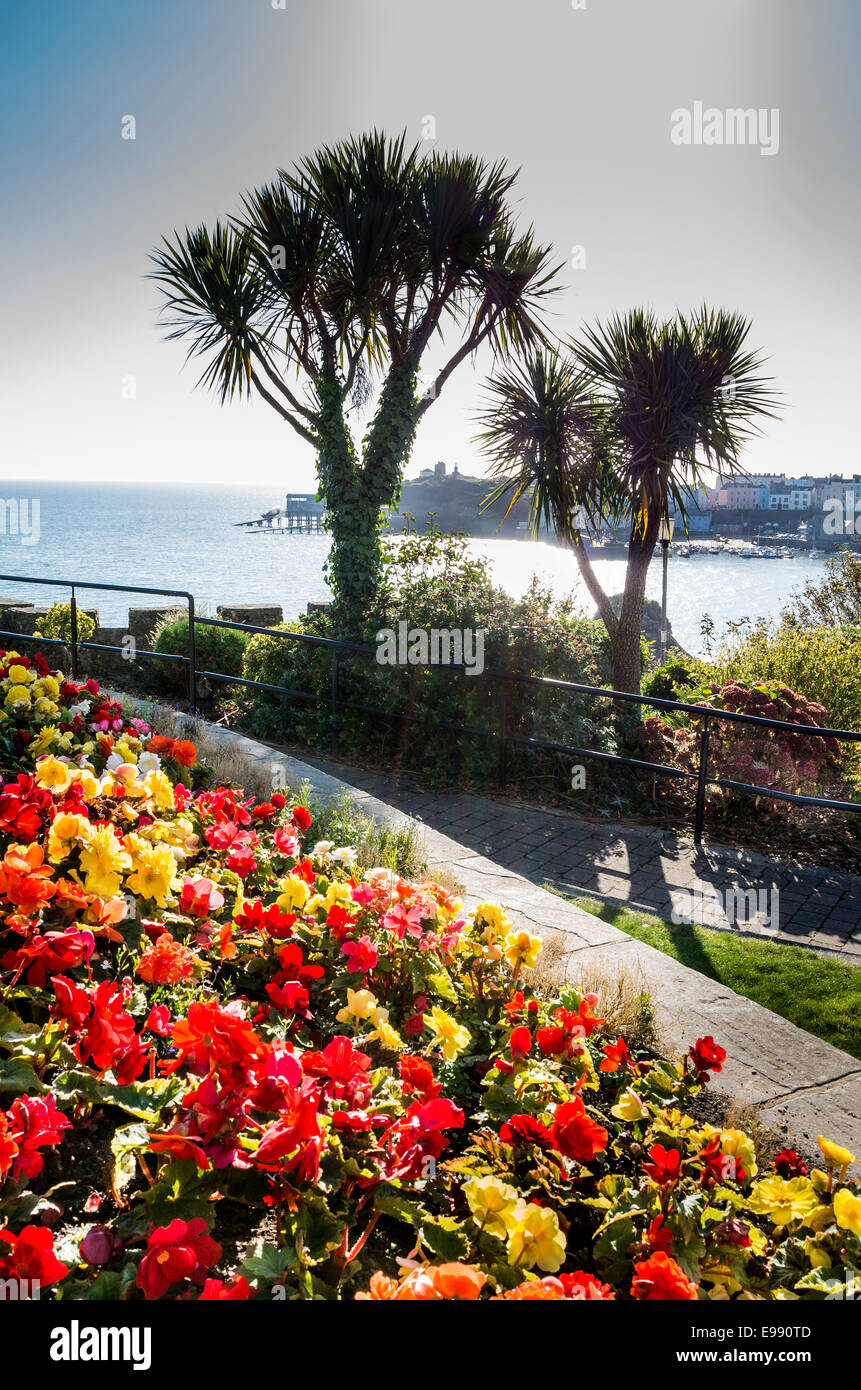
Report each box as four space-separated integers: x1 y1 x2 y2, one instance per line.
150 131 560 626
477 308 779 693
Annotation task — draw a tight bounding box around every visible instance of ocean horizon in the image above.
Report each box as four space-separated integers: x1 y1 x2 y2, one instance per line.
0 479 826 658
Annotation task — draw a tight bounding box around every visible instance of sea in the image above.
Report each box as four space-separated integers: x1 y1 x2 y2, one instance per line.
0 481 828 659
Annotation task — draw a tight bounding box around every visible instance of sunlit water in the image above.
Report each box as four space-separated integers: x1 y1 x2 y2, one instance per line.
0 481 826 658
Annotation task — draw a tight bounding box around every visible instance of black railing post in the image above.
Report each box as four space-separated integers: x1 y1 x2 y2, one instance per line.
187 595 196 711
69 585 79 680
693 712 711 846
331 646 339 750
498 669 509 792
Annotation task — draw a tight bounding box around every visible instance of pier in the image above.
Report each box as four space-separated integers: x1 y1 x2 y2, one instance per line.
235 494 328 535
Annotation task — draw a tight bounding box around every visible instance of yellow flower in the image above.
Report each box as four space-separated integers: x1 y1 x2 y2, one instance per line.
78 823 132 898
506 1202 566 1273
35 755 74 794
336 988 379 1025
503 929 542 971
611 1088 649 1123
817 1135 856 1171
833 1188 861 1238
5 684 31 712
38 675 60 700
720 1129 758 1181
69 766 100 802
30 725 58 757
324 880 354 909
125 841 178 907
473 901 512 937
7 664 34 685
370 1014 404 1052
47 812 95 863
277 876 310 914
425 1006 471 1062
463 1176 520 1239
33 696 59 718
142 769 175 811
747 1176 818 1228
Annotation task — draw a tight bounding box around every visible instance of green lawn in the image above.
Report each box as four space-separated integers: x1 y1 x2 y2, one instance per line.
569 895 861 1060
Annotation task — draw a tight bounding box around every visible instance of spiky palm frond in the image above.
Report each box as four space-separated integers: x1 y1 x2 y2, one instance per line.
571 307 780 528
149 222 269 402
476 349 615 538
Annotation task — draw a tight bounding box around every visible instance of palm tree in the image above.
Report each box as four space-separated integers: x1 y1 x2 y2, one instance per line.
477 308 779 693
150 131 560 627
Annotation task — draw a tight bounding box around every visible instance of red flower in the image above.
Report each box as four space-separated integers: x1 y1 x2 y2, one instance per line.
341 934 378 975
0 1225 69 1286
642 1144 682 1186
509 1026 532 1061
688 1035 726 1080
558 1271 616 1300
199 1275 254 1300
398 1055 440 1101
179 877 224 918
6 1094 72 1181
647 1216 674 1255
774 1148 808 1178
549 1097 608 1163
600 1037 630 1073
77 981 137 1071
136 1218 221 1299
631 1252 699 1301
291 805 312 831
500 1114 553 1148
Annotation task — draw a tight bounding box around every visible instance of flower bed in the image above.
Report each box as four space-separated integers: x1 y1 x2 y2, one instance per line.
1 650 860 1302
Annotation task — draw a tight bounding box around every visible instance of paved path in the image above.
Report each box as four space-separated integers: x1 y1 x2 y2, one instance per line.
282 752 861 962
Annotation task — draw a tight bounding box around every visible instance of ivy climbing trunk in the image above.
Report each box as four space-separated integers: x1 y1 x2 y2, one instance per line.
315 365 420 631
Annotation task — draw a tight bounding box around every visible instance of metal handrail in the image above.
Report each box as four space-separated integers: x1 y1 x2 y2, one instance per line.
1 570 859 846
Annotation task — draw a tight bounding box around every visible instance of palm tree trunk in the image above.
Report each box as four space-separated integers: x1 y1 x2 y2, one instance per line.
612 524 658 694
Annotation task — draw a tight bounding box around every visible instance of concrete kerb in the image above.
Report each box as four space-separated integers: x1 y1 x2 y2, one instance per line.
111 693 861 1154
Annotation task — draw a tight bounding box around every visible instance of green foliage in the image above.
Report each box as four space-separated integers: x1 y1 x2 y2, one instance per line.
642 657 700 703
241 528 628 803
697 619 861 733
151 611 249 695
783 544 861 630
34 602 95 645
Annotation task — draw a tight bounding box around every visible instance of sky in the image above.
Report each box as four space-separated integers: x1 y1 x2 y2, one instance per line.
2 0 860 492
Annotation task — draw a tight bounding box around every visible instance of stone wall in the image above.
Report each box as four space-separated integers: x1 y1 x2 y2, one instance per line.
0 595 284 681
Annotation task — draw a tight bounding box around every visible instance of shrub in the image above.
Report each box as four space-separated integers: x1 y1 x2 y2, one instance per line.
151 611 249 696
642 657 700 704
635 679 845 822
34 601 95 646
241 528 633 804
698 619 861 733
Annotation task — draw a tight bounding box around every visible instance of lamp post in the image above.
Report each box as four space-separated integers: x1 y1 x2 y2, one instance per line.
658 516 675 663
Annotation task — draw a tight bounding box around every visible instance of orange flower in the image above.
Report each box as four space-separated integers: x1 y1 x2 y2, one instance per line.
631 1252 699 1301
0 843 56 914
146 735 175 757
136 931 200 986
357 1262 486 1301
172 740 197 768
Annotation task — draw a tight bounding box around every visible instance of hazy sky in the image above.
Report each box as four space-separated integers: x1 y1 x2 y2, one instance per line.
3 0 860 491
